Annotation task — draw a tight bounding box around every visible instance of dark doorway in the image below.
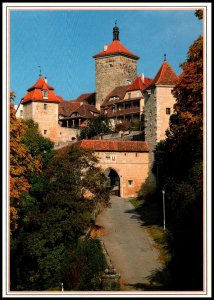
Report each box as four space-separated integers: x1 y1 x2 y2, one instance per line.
106 168 120 196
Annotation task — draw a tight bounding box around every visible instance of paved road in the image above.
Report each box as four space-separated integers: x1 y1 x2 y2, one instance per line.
96 196 163 291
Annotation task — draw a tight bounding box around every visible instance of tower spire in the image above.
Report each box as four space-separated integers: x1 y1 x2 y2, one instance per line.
164 53 166 61
113 20 120 41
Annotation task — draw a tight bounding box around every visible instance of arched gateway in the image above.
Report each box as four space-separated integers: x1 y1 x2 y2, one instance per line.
75 140 150 198
105 168 120 197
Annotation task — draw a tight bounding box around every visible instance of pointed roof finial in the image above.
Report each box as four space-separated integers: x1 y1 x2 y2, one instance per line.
113 20 120 41
38 65 42 77
164 53 166 61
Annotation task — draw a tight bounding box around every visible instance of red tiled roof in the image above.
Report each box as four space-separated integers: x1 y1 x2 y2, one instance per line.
75 140 149 152
75 104 100 118
76 93 96 105
93 40 139 59
21 77 61 104
27 77 54 91
148 61 178 88
59 101 81 117
127 76 153 91
61 103 100 120
101 85 130 107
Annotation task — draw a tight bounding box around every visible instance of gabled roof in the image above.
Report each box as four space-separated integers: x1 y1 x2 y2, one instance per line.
21 77 61 104
93 40 139 59
147 61 178 88
127 76 153 91
59 100 81 117
101 85 130 107
75 140 149 152
61 103 100 119
75 104 100 118
76 93 96 105
27 77 54 91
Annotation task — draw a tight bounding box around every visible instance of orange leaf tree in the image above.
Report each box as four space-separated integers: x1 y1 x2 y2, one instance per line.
9 94 41 231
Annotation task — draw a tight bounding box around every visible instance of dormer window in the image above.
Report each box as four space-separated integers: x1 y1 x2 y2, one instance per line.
43 90 48 98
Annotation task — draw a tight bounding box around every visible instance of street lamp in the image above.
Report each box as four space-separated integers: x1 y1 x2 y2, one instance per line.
162 189 166 231
61 282 64 292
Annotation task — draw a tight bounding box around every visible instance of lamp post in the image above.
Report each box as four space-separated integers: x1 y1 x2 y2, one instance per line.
162 189 166 231
61 282 64 292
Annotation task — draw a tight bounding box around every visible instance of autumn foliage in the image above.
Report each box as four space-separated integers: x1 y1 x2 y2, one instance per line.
10 97 42 230
149 34 204 290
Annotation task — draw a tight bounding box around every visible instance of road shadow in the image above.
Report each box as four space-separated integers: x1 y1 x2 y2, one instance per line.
124 201 162 227
121 267 172 291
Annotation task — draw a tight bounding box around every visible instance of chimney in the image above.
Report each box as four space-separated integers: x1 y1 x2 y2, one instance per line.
104 44 108 51
44 77 48 83
141 73 144 83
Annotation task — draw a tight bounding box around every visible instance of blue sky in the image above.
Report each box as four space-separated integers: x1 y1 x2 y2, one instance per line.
9 7 203 105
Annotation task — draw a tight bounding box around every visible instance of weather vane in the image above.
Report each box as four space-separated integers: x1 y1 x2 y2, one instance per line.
38 65 42 77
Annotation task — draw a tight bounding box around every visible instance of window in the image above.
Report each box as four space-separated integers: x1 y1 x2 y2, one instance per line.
166 108 171 115
128 180 133 186
128 92 131 99
44 104 48 110
20 110 23 116
44 130 47 134
43 90 48 98
136 91 140 97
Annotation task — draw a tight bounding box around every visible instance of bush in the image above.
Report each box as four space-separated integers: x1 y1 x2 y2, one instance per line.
65 238 107 290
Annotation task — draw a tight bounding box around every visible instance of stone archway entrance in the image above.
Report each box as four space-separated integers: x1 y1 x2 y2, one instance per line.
105 168 120 197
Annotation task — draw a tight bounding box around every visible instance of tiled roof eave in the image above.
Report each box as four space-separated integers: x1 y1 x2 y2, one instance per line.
101 97 142 107
144 83 177 90
21 99 60 104
155 83 177 87
93 149 148 153
60 115 92 120
93 52 139 60
76 140 149 152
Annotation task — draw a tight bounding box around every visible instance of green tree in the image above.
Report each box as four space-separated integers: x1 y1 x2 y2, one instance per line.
22 119 55 168
79 114 111 139
10 145 110 290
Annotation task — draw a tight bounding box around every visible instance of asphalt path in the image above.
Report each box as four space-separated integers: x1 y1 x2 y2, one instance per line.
96 196 163 291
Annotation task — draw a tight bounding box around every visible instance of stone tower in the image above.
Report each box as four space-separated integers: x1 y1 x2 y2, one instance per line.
93 22 139 110
20 76 61 143
144 58 178 157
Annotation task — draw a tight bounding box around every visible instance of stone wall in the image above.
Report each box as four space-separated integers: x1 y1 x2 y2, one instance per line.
144 85 176 172
57 127 80 144
23 102 59 143
156 86 175 142
95 151 149 198
95 55 137 109
144 90 157 154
